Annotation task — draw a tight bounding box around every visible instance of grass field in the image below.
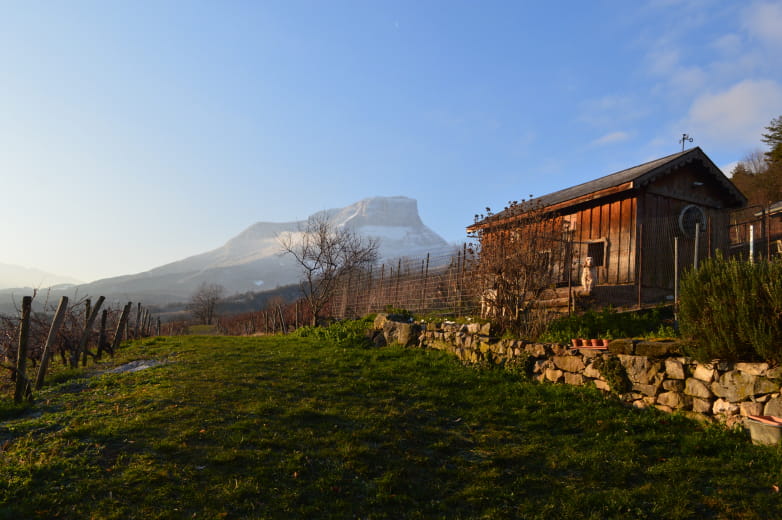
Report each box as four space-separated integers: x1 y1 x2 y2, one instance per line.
2 334 782 519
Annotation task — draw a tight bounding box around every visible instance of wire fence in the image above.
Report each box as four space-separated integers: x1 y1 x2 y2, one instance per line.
329 244 481 319
329 210 779 320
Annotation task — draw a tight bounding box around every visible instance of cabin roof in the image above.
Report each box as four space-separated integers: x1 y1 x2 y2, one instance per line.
470 147 747 230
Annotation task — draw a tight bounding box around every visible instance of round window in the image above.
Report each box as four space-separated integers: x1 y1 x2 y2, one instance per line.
678 205 706 238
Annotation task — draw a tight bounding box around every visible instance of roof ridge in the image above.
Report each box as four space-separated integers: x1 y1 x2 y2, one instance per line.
470 147 746 229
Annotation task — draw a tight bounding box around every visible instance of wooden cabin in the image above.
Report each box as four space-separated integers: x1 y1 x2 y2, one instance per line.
468 147 747 308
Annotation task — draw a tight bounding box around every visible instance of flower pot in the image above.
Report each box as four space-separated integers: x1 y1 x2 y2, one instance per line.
571 338 581 347
590 339 601 346
746 415 782 445
601 339 610 347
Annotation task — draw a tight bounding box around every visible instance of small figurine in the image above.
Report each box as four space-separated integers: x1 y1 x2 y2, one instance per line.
581 256 595 295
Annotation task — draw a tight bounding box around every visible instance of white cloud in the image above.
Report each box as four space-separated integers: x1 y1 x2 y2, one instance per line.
644 44 706 96
647 48 681 76
579 95 648 128
720 161 739 176
743 1 782 49
684 79 782 147
712 33 742 56
592 131 630 146
668 66 708 95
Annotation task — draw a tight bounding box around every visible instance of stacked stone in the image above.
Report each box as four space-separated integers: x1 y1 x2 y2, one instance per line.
408 318 782 424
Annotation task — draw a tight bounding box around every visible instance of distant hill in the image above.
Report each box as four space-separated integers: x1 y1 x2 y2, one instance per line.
0 262 82 290
0 196 451 313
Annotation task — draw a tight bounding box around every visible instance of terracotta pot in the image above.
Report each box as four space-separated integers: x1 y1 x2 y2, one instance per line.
571 338 581 347
602 339 610 347
590 339 601 346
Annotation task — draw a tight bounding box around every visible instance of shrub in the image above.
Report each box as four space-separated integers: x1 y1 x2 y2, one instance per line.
292 316 375 347
679 253 782 363
383 306 414 322
592 356 631 394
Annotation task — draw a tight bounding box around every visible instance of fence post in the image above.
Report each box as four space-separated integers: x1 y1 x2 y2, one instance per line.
459 246 467 316
765 206 771 259
567 237 573 316
109 302 132 355
379 264 385 311
366 266 374 315
14 296 32 403
84 299 91 329
694 222 700 270
674 237 679 327
73 295 105 367
395 259 402 307
96 309 108 359
426 255 431 313
135 302 142 338
749 224 755 263
637 224 643 309
35 295 69 390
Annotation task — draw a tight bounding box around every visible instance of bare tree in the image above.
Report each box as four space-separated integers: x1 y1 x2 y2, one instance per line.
469 200 565 337
188 283 224 325
279 215 379 326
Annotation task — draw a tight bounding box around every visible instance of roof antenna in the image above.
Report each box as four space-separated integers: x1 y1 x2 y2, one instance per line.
679 133 693 151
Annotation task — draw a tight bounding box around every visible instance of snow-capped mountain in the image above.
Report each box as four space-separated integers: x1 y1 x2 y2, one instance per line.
312 196 448 259
62 196 450 304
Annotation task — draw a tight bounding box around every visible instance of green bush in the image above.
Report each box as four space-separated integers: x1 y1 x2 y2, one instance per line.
679 253 782 363
292 316 375 347
592 356 631 394
538 306 675 345
383 306 414 322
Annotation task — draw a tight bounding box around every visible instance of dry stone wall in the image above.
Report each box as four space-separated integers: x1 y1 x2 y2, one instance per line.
372 314 782 425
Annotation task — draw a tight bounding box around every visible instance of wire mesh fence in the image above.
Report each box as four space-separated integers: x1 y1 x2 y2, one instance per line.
328 210 773 320
330 244 482 319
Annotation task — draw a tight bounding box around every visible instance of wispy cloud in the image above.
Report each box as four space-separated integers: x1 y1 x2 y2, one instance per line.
683 79 782 147
720 160 739 176
591 131 630 146
711 33 742 56
579 95 648 128
743 1 782 49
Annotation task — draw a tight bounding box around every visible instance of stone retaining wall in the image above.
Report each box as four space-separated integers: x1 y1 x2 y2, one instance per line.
372 314 782 426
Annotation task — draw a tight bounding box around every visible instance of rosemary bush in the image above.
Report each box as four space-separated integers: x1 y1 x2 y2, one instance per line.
679 253 782 362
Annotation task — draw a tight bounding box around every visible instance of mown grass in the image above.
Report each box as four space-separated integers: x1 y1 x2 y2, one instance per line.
1 334 782 519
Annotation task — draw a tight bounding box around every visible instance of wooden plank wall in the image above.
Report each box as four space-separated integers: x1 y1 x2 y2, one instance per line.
641 189 736 289
568 196 636 285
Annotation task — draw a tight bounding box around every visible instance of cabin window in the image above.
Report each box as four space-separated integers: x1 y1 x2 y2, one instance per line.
679 205 706 238
587 240 606 267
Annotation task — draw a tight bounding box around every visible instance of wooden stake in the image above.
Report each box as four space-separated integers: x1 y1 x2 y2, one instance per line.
35 296 69 390
109 302 132 355
135 302 142 338
14 296 32 403
73 296 105 367
96 309 108 359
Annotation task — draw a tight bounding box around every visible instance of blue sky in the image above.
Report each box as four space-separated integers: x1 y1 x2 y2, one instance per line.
2 0 782 283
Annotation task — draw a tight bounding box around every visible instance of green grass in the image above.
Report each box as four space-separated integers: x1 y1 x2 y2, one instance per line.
2 334 782 519
187 324 219 335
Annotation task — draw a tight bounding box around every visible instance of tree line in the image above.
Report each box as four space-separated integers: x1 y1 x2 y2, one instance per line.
730 115 782 207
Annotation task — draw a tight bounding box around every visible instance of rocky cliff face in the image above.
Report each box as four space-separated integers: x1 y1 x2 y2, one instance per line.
316 196 448 259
